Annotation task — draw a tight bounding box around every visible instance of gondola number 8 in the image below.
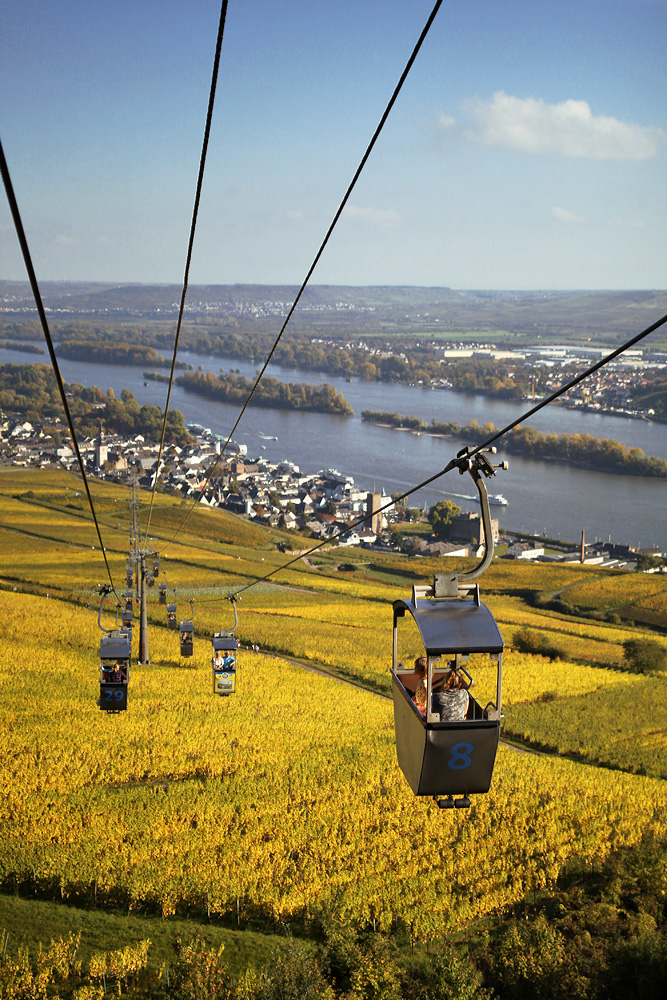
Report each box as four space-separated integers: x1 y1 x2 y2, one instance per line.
447 742 473 770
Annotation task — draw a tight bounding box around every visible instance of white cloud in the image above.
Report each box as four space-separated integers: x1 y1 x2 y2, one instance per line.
467 91 664 160
286 209 303 222
552 206 585 224
342 205 401 228
437 113 457 130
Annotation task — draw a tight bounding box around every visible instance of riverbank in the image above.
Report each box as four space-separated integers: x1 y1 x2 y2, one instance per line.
362 411 667 478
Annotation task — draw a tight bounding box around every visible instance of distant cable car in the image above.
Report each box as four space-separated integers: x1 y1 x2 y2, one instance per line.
212 598 239 697
147 574 155 588
121 589 133 627
98 588 130 712
391 449 507 809
153 556 160 577
125 561 133 589
159 580 167 605
166 601 178 630
180 600 195 657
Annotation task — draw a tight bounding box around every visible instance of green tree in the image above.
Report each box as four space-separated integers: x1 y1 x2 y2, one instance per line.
427 500 461 539
636 553 663 572
493 914 567 999
623 638 667 674
417 948 493 1000
238 940 333 1000
161 935 231 1000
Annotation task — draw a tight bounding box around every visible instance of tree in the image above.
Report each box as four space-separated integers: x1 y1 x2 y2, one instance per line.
623 639 667 674
427 500 461 539
238 940 333 1000
636 554 663 572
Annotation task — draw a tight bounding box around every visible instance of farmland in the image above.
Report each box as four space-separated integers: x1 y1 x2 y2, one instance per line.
0 467 666 996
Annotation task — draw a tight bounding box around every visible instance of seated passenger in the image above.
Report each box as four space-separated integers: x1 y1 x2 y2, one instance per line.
431 668 469 722
222 653 235 670
110 662 123 683
212 653 225 670
413 657 428 717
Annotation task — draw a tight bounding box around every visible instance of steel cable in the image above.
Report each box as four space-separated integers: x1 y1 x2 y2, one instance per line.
0 137 120 596
162 0 445 552
144 0 229 542
203 311 666 601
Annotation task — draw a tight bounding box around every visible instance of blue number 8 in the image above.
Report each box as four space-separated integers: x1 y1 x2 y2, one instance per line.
447 742 473 770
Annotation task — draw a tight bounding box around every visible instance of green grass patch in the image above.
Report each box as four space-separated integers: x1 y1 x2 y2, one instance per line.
0 893 295 978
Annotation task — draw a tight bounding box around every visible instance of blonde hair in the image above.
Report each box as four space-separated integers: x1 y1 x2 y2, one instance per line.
444 669 463 691
414 656 428 677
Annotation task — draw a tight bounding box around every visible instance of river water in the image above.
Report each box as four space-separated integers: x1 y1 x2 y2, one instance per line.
2 345 666 550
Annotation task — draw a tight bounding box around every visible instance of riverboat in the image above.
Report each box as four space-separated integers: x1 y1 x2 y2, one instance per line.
474 493 508 506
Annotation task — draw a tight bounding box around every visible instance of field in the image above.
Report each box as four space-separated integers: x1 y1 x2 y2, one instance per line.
0 467 666 984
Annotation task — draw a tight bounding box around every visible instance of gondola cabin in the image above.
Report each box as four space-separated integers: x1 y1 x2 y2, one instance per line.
166 603 178 630
153 558 160 577
391 579 504 809
99 630 130 712
125 563 133 589
159 582 167 605
121 591 133 627
180 620 194 657
147 574 155 588
212 634 237 696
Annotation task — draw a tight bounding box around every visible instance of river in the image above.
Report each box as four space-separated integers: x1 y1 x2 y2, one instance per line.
2 345 665 550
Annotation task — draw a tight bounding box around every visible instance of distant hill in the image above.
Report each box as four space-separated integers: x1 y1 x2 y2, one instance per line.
1 280 666 344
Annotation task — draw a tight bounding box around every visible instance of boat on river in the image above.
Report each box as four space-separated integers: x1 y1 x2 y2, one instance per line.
474 493 508 506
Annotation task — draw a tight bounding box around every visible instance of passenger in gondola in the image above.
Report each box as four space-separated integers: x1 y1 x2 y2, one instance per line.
432 668 470 722
212 652 225 670
413 657 429 717
110 662 123 683
222 653 235 670
413 656 447 718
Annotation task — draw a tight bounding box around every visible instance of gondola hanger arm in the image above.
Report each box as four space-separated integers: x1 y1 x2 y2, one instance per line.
428 448 508 600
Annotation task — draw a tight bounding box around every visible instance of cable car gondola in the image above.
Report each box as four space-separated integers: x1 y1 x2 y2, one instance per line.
391 449 507 809
179 600 194 657
125 560 133 589
98 588 130 712
147 573 155 588
153 556 160 577
121 589 133 627
159 580 167 605
166 600 178 630
212 598 239 697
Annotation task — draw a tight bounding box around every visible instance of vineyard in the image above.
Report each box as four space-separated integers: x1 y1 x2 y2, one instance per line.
0 468 666 989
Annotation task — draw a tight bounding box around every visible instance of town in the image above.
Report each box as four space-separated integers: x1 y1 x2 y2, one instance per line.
2 414 663 571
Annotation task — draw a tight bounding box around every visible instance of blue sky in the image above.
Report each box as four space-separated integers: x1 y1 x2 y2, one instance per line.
1 0 665 289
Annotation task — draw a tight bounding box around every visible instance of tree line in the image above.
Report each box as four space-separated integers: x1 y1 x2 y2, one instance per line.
0 363 192 445
361 410 667 477
176 370 354 415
